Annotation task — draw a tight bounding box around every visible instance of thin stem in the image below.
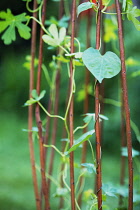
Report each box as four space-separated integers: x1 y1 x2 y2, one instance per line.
28 1 41 209
38 102 65 121
43 144 64 157
69 0 76 209
35 0 50 208
78 9 92 206
95 1 102 209
26 0 43 13
73 122 89 134
115 1 133 209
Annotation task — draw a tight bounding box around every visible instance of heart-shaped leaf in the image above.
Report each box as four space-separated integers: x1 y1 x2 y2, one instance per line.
82 47 121 83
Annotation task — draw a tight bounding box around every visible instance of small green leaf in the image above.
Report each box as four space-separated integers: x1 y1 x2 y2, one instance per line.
38 90 46 100
81 163 96 173
24 98 37 106
82 47 121 83
102 183 117 198
42 24 66 47
121 147 140 157
65 130 95 155
77 2 94 17
127 5 140 31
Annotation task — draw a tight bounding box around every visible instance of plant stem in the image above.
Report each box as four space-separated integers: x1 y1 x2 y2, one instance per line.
38 102 64 121
95 1 102 209
119 92 127 206
35 0 50 209
115 1 133 209
28 1 41 209
69 0 76 209
78 9 92 206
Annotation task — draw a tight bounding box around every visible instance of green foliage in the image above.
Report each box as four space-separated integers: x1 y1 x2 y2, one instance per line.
77 2 96 17
121 147 140 157
65 130 95 155
24 89 46 106
102 183 117 198
42 24 66 47
81 163 96 173
0 9 31 44
124 0 140 31
82 47 121 83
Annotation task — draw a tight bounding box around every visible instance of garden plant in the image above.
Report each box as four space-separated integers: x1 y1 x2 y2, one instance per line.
0 0 140 209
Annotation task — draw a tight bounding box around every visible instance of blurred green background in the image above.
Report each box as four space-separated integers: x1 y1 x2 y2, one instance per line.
0 0 140 209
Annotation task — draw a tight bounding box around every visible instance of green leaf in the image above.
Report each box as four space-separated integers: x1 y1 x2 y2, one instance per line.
16 22 31 39
77 2 94 17
42 34 59 46
121 147 140 157
24 98 37 106
65 130 95 155
81 163 96 173
24 90 46 106
59 27 66 43
0 9 31 44
102 183 117 198
83 113 108 124
104 18 118 43
127 4 140 31
82 47 121 83
42 24 66 47
38 90 46 100
2 23 16 44
48 24 59 40
31 89 39 100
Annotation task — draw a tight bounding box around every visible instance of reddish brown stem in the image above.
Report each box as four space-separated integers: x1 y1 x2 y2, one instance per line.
115 1 133 209
78 10 92 207
95 1 102 209
28 1 41 209
69 0 76 209
35 0 50 209
119 95 127 205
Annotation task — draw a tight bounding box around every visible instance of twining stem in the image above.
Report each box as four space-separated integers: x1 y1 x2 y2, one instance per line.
115 1 133 209
35 0 50 209
28 1 41 209
95 1 102 209
69 0 76 209
38 102 64 121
